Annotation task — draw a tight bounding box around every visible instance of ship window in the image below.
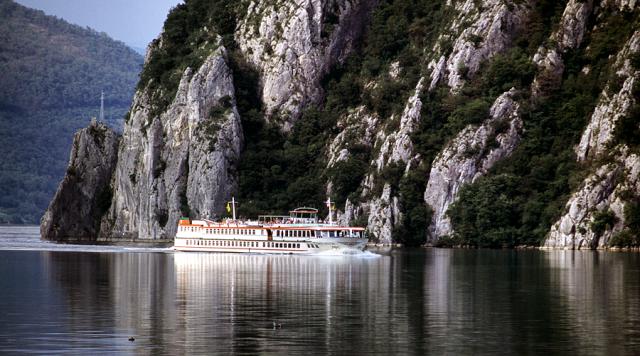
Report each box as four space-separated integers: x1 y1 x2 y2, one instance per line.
288 243 291 248
296 243 300 248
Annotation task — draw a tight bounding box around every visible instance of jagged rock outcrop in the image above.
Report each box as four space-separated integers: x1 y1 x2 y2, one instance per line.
101 44 243 240
41 121 119 241
360 79 424 243
326 106 379 168
428 0 530 90
236 0 375 130
532 0 594 97
329 78 424 242
545 151 640 249
544 30 640 249
424 89 522 241
576 31 640 161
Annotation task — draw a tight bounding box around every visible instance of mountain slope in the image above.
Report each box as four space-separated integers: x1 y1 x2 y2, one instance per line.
0 0 143 223
42 0 640 249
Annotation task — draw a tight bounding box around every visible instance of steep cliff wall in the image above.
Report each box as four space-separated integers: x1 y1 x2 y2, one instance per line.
41 121 119 241
101 44 243 240
236 0 376 130
545 30 640 249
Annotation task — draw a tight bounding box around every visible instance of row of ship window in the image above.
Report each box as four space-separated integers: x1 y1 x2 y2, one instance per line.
184 240 320 249
179 227 261 235
179 226 363 238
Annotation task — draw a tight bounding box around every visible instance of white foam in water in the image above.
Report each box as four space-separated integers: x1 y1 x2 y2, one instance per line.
310 248 381 258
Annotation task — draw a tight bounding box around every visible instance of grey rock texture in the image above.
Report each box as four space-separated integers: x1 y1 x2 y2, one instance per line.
576 31 640 161
41 121 119 241
236 0 375 130
361 79 424 243
545 151 640 249
428 0 530 91
424 89 522 241
532 0 594 97
102 44 243 240
329 78 424 243
544 31 640 249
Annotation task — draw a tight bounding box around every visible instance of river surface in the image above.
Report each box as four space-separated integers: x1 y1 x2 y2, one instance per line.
1 226 639 355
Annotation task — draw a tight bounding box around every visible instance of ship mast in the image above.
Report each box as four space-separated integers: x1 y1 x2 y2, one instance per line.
231 196 237 221
326 197 333 225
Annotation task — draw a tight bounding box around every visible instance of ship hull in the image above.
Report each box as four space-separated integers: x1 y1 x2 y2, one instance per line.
173 236 367 254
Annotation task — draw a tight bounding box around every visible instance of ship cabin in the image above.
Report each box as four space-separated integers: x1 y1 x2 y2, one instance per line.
258 207 319 225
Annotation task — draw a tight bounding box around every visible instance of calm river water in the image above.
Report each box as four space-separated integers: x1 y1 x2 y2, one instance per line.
0 226 639 355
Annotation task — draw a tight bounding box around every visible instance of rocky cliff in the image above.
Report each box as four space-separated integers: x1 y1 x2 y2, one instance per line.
43 0 640 247
101 43 243 240
41 121 119 241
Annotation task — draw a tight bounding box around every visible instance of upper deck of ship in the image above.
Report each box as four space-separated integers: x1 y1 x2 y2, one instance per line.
177 207 365 231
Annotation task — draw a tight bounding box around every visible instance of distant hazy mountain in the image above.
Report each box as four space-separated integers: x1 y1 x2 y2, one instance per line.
129 45 147 56
0 0 143 224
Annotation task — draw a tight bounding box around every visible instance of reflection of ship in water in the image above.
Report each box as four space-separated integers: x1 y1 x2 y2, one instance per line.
173 252 391 353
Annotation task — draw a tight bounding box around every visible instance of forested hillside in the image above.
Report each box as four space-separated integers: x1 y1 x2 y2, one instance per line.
0 0 142 223
42 0 640 249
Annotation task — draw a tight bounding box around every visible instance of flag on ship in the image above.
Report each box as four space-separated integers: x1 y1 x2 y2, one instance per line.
226 202 231 213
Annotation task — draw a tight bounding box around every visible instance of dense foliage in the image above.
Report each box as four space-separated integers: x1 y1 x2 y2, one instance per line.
138 0 248 118
236 0 452 226
0 0 142 223
448 7 640 247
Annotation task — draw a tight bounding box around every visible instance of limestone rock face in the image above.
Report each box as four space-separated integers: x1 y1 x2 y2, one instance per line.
326 106 379 168
545 30 640 249
576 31 640 161
102 45 243 240
428 0 530 90
545 152 640 249
531 0 594 97
236 0 375 130
424 89 522 241
40 121 119 241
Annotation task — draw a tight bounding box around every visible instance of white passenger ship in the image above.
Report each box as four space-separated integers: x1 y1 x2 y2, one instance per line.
174 198 367 254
